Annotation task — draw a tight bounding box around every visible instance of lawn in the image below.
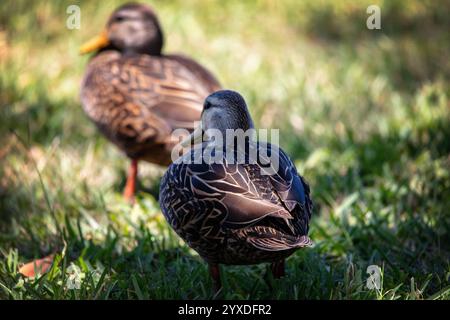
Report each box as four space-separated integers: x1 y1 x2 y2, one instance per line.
0 0 449 299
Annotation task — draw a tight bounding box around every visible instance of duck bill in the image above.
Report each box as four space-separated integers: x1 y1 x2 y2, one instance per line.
180 126 204 147
79 30 109 55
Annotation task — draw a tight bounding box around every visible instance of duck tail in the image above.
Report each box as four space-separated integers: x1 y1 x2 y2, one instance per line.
236 226 312 252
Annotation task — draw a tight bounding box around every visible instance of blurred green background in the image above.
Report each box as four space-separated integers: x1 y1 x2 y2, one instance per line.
0 0 449 299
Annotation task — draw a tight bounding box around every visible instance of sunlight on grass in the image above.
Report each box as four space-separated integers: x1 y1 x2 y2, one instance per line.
0 0 449 299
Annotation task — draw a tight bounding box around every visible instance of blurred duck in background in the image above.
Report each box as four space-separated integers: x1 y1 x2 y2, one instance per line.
19 2 221 278
79 2 221 202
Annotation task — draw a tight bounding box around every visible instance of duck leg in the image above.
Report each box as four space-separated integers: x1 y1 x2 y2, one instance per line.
270 259 285 279
208 263 222 293
123 159 138 202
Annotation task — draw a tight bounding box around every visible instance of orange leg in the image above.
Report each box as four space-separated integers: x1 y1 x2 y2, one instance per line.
209 263 222 293
270 259 285 279
123 159 138 202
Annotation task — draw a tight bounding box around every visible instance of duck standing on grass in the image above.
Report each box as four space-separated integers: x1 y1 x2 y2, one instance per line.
79 3 220 202
159 90 313 292
19 2 221 278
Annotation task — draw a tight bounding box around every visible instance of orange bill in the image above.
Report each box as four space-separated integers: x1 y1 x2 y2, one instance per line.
79 30 109 55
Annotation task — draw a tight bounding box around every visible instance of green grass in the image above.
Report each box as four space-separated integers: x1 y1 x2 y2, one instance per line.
0 0 449 299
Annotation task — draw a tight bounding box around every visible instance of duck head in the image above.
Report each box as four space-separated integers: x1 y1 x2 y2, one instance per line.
182 90 255 146
80 3 163 55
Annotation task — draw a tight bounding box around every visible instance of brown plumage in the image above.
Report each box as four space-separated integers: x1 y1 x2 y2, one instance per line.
159 90 313 292
80 3 221 200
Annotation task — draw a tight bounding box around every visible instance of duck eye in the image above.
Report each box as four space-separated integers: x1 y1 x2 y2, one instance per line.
204 101 212 110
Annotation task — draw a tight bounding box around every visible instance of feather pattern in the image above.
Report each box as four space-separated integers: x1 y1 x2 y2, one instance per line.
81 51 220 165
160 141 313 265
